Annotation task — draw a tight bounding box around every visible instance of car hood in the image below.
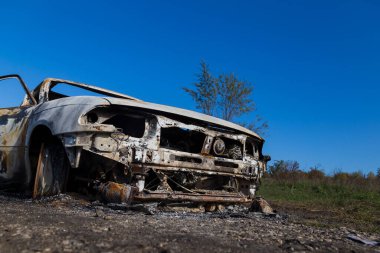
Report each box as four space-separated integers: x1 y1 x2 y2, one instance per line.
104 97 263 140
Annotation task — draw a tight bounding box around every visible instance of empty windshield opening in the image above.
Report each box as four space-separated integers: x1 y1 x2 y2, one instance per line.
50 83 105 100
43 81 139 101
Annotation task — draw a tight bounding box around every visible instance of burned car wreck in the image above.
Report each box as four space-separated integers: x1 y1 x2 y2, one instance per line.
0 75 270 207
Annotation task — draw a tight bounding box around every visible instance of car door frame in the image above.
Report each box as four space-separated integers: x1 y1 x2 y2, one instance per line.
0 75 37 190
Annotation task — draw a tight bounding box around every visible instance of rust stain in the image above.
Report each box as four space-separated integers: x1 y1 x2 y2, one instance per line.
96 182 138 204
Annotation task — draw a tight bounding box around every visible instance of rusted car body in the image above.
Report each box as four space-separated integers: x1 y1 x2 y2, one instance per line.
0 75 270 206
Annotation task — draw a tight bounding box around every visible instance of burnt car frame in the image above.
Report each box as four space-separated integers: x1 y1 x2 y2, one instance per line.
0 74 270 206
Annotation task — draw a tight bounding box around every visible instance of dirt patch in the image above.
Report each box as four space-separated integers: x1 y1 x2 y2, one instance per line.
0 194 379 253
269 200 380 234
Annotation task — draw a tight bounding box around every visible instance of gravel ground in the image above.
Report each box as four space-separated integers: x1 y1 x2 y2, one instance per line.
0 194 379 253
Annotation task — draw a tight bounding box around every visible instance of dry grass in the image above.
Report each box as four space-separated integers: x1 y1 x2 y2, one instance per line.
258 167 380 233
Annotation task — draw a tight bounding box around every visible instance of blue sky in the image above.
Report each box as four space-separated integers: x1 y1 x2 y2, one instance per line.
1 0 379 174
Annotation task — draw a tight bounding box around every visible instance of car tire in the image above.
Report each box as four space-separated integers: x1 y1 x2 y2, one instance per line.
32 140 70 199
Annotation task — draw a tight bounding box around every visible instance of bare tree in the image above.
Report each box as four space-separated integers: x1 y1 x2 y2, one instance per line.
239 115 269 136
216 73 254 121
184 61 268 134
183 60 217 115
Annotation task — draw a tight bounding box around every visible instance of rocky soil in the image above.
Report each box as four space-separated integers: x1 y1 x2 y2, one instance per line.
0 194 379 253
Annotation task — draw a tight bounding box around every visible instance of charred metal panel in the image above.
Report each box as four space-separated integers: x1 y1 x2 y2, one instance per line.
0 107 33 190
27 97 112 138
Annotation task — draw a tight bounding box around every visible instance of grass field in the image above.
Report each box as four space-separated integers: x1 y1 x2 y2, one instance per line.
257 177 380 233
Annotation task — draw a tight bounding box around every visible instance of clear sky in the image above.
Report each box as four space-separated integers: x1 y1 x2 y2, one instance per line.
1 0 379 174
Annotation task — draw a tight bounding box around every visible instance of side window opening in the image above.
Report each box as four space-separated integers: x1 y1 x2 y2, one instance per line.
0 78 27 108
